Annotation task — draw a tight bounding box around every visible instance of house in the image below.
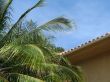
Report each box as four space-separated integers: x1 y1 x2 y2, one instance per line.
61 33 110 82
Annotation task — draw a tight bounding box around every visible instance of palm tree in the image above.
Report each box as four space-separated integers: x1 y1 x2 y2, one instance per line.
0 0 83 82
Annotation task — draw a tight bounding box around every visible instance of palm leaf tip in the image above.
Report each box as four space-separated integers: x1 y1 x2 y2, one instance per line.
35 0 45 7
54 17 72 28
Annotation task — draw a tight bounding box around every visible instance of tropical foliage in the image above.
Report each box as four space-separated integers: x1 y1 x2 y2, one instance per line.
0 0 83 82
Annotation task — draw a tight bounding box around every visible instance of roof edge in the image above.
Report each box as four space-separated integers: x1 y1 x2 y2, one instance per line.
60 32 110 56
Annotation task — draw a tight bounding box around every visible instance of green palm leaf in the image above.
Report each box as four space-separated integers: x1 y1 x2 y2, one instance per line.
0 44 46 67
35 17 72 32
4 73 44 82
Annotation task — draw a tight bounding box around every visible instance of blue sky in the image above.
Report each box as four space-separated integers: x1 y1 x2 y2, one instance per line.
12 0 110 50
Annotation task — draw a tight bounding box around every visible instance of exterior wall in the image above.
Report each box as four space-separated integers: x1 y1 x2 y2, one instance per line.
76 52 110 82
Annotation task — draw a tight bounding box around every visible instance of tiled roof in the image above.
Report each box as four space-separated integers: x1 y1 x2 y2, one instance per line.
60 32 110 55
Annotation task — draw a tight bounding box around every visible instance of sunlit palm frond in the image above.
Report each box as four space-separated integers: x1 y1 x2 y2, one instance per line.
0 39 82 82
0 44 46 67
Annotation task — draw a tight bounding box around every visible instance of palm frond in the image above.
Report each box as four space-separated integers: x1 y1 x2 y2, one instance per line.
0 44 46 67
0 63 81 82
7 0 44 33
36 17 73 32
0 0 5 14
0 0 45 48
0 0 13 31
0 41 82 82
4 73 44 82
